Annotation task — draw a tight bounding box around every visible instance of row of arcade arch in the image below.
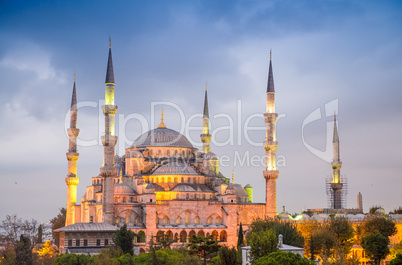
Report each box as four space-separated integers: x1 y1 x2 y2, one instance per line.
155 230 227 243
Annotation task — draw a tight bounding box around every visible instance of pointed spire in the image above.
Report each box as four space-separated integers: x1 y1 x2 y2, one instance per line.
267 50 275 93
333 112 339 143
71 74 77 111
105 37 115 84
232 170 235 184
157 107 167 128
203 83 209 118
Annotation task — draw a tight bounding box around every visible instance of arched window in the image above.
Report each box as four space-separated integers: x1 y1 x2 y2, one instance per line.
135 216 140 224
96 233 101 246
83 233 88 246
189 230 196 239
176 216 181 224
211 230 218 241
194 216 200 224
216 216 222 224
104 233 109 246
138 231 145 243
180 231 187 243
219 230 227 242
198 230 205 237
75 233 80 247
185 212 190 224
186 194 189 200
163 217 169 225
207 216 212 224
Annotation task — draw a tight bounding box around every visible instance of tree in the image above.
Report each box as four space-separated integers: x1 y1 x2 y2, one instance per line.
237 223 244 249
36 239 56 265
363 214 397 238
329 217 354 261
1 215 40 246
390 207 402 214
218 246 238 265
248 229 278 262
253 251 315 265
15 235 33 265
50 208 66 246
369 206 384 214
37 224 43 244
247 217 304 248
361 231 390 265
390 253 402 265
188 235 220 265
52 253 92 265
113 224 135 255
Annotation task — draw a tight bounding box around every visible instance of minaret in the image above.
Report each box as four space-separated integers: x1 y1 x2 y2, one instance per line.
100 38 118 224
263 51 279 218
65 75 80 226
331 114 343 209
200 83 211 153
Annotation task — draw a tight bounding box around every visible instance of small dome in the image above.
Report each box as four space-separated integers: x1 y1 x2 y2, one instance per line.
204 152 218 160
171 184 196 192
277 214 291 220
145 183 164 191
114 183 137 195
225 184 248 196
128 150 143 158
152 162 198 175
244 184 252 188
132 128 193 148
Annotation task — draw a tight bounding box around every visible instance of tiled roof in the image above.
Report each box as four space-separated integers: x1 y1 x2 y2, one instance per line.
152 162 198 175
132 128 193 148
55 223 118 232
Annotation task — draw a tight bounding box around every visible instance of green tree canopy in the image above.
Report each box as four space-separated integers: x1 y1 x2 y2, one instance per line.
112 224 135 255
15 235 33 265
187 235 220 265
363 214 397 238
362 231 390 265
390 253 402 265
253 251 315 265
247 217 304 248
52 253 92 265
218 246 239 265
248 229 278 262
50 208 66 246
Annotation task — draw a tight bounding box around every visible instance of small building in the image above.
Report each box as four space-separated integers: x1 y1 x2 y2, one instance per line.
55 223 118 255
241 234 304 265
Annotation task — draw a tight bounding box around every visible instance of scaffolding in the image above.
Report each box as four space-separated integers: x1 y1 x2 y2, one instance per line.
326 177 348 209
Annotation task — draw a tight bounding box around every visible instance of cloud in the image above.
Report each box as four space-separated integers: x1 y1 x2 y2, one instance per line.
0 41 56 80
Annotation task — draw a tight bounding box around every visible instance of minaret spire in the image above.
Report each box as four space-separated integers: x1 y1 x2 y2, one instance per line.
267 50 275 93
100 40 118 224
105 37 115 84
65 75 80 226
330 113 343 209
200 83 211 153
263 51 279 218
157 107 167 128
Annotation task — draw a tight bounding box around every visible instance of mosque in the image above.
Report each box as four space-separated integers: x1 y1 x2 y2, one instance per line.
57 42 279 254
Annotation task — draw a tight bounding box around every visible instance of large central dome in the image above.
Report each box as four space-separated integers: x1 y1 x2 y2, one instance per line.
131 127 193 148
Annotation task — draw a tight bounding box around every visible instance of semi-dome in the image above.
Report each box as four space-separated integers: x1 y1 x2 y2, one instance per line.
132 128 193 148
114 183 137 195
128 150 143 158
171 183 197 192
204 152 218 160
225 184 248 196
152 162 198 175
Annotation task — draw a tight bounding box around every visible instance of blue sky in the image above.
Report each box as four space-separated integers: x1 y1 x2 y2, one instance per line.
0 0 401 223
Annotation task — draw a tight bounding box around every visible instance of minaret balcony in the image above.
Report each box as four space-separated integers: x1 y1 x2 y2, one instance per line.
65 176 79 186
263 170 279 180
102 105 118 115
263 141 278 151
331 161 342 169
264 113 278 123
66 152 79 161
101 135 118 146
67 128 80 137
100 166 118 178
200 134 211 142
